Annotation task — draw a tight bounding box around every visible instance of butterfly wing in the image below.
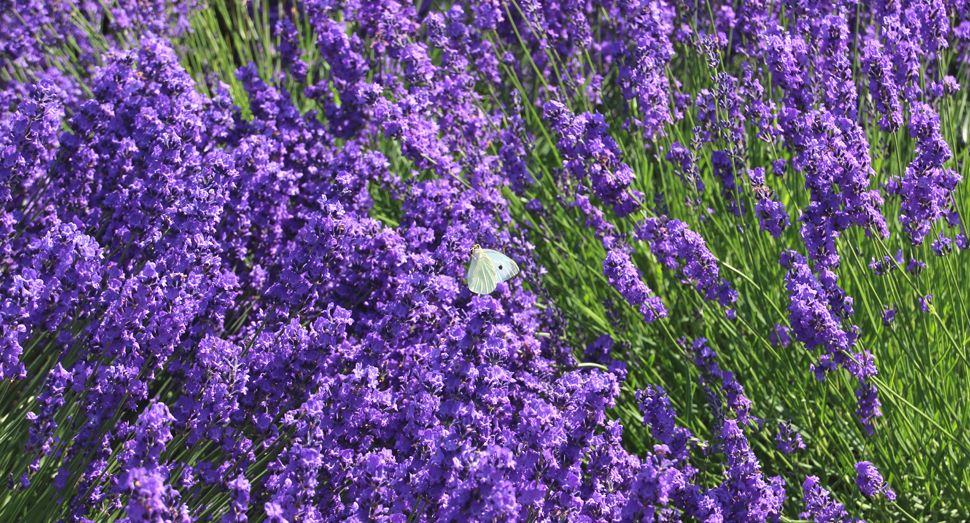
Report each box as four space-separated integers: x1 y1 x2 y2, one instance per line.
482 249 519 283
466 251 498 294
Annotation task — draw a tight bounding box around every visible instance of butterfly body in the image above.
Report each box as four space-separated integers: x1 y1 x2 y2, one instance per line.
466 244 520 294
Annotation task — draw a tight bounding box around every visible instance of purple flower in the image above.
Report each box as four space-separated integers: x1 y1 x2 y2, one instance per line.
801 475 862 522
919 294 933 313
664 141 704 192
23 364 72 466
3 0 952 518
715 420 787 521
614 0 675 139
770 324 791 348
815 14 858 119
631 366 786 522
907 258 926 275
932 233 954 257
603 249 667 324
855 379 883 436
869 254 900 275
749 167 790 237
636 385 694 465
882 305 897 326
575 194 618 244
861 38 904 133
276 18 308 82
855 461 897 501
222 475 251 523
775 420 806 454
792 111 888 268
890 102 963 246
543 101 644 217
115 467 190 522
772 159 787 177
638 217 738 307
712 150 745 217
781 250 881 433
689 338 753 426
763 30 813 111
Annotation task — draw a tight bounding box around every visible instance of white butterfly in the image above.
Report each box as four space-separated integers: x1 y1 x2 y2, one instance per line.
466 243 520 294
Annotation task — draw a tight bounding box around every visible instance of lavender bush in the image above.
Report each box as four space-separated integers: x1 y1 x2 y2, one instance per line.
1 0 969 521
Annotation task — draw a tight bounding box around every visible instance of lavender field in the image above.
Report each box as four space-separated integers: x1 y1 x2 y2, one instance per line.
1 0 968 521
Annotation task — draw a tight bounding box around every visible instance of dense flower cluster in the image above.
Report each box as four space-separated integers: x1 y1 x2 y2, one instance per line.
544 101 644 218
604 249 667 323
888 102 964 246
637 217 738 309
801 476 861 523
628 358 787 523
854 461 896 501
775 420 806 455
0 0 198 113
5 0 965 518
781 250 881 434
749 167 790 238
0 28 634 519
0 6 695 520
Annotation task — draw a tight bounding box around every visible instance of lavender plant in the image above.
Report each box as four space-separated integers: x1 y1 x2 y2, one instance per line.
2 0 969 521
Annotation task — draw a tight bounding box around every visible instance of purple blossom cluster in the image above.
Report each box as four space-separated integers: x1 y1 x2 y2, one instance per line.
801 476 862 523
775 420 806 455
544 101 644 218
869 250 902 276
749 167 791 238
625 342 788 523
781 250 882 434
1 29 667 520
0 0 199 113
854 461 897 501
688 337 753 426
711 151 745 217
603 249 667 324
888 102 964 246
5 0 963 518
637 217 738 309
758 13 897 268
665 141 705 193
0 4 763 519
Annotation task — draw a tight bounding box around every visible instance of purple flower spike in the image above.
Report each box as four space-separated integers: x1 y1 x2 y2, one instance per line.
891 102 963 246
770 324 792 348
665 141 705 193
543 101 644 218
712 151 744 217
801 476 863 523
749 168 791 238
775 420 806 454
882 305 897 326
781 250 882 434
603 249 667 324
907 259 926 275
855 461 897 501
861 38 904 134
638 217 737 308
636 385 693 465
689 338 753 426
